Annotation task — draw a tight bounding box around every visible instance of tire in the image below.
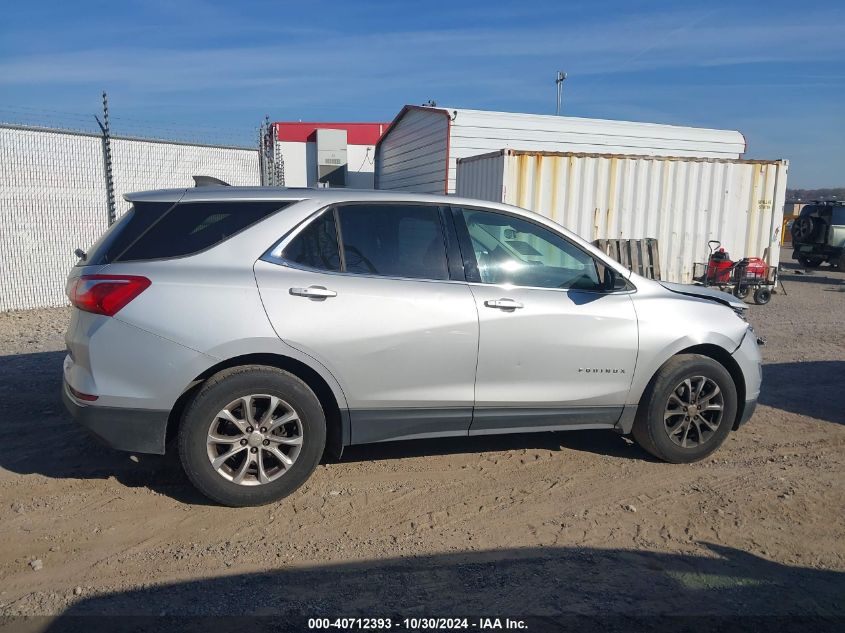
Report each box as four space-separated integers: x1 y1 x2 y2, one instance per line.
178 365 326 507
753 287 772 305
830 254 844 271
733 285 750 300
791 216 817 243
632 354 737 464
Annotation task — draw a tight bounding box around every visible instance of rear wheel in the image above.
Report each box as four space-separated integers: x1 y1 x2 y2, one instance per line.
178 366 326 507
632 354 737 463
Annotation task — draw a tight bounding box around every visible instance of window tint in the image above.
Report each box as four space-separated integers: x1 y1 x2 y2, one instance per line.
336 204 449 280
460 208 601 290
113 201 289 262
82 202 172 266
281 210 341 272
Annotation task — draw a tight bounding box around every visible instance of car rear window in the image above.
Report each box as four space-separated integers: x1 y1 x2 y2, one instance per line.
82 200 291 265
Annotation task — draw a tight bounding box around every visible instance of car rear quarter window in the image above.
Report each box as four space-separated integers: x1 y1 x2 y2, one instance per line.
281 210 341 272
336 204 449 280
85 200 290 264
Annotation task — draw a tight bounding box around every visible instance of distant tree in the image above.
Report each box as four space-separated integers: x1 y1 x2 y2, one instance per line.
787 188 845 202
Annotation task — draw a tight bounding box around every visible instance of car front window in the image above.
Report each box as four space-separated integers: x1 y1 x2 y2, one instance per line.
460 208 602 291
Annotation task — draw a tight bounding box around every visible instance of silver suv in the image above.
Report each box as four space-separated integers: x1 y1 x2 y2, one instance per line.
63 187 762 506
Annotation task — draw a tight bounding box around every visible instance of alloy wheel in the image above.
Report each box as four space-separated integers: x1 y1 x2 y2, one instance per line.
663 376 724 448
206 394 303 485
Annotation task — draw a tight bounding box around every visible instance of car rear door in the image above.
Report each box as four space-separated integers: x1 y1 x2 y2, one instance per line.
254 202 479 444
451 206 639 434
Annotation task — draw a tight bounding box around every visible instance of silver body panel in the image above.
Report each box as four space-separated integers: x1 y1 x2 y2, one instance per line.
255 261 479 411
62 187 762 452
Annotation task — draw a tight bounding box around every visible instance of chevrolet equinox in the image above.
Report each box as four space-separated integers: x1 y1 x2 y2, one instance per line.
63 187 762 506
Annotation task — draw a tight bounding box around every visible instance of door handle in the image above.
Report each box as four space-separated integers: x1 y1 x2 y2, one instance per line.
484 298 524 310
290 286 337 299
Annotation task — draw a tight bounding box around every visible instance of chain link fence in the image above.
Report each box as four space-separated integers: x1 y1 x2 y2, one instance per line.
0 124 259 311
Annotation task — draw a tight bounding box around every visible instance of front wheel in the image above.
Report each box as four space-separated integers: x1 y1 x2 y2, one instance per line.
632 354 737 463
178 366 326 507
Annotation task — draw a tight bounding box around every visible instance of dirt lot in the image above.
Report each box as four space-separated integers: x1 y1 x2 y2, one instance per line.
1 249 843 624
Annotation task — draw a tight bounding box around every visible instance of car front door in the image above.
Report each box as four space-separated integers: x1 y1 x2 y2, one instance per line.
254 202 479 444
452 206 639 434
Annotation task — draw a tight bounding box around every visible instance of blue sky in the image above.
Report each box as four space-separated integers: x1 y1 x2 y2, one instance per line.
1 0 843 187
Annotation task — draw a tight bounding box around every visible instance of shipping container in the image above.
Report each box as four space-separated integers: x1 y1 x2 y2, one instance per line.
456 149 788 283
375 105 747 195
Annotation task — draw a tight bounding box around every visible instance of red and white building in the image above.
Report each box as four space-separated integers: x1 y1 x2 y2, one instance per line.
261 122 388 188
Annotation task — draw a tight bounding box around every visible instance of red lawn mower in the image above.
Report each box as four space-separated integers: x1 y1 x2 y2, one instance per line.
692 241 776 305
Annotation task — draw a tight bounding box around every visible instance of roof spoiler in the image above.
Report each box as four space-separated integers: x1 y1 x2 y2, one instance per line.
193 176 231 187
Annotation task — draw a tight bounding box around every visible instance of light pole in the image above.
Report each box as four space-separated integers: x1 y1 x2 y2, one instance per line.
555 71 567 116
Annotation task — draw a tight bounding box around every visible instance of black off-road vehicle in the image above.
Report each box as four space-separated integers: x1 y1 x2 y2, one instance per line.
791 201 845 270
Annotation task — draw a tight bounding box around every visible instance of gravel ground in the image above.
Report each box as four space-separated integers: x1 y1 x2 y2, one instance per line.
0 249 843 624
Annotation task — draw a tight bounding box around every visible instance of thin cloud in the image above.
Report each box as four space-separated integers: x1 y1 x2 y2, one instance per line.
1 16 842 91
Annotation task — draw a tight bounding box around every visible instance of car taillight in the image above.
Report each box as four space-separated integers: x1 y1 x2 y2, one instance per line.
67 275 151 316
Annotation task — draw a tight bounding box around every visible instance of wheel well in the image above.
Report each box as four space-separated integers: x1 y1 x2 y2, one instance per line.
166 354 345 459
676 344 746 430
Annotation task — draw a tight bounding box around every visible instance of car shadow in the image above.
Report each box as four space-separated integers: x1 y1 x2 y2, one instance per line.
0 351 653 506
338 429 654 465
0 350 214 505
759 361 845 425
32 543 845 630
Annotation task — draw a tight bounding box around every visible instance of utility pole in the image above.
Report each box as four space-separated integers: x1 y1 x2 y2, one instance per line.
95 91 116 225
555 71 567 116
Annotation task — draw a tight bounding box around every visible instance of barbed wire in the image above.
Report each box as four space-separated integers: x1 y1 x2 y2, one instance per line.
0 105 260 149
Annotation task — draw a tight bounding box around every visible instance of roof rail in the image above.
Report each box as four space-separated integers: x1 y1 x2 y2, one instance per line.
192 175 231 187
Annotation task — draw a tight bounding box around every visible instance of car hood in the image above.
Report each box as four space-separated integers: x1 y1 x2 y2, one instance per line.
658 281 747 311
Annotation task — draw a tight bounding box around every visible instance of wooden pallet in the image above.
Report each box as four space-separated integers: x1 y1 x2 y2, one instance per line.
593 238 661 280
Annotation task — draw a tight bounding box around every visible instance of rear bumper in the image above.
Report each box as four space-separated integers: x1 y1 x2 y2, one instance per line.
62 382 169 455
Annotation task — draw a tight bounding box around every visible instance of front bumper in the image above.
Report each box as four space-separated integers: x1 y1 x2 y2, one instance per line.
731 326 763 430
62 382 169 454
736 397 758 429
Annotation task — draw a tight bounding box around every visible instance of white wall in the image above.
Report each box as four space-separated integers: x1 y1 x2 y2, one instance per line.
110 137 258 217
278 141 377 188
1 127 108 312
347 145 376 189
0 125 259 311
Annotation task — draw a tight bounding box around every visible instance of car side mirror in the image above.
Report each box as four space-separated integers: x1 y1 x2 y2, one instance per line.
603 267 628 292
